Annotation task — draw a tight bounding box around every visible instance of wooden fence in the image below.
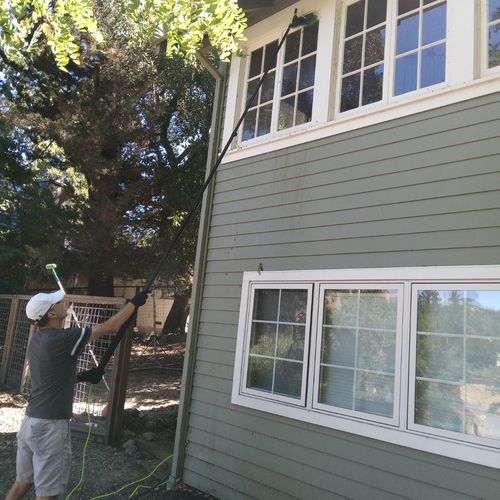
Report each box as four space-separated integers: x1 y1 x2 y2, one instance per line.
0 294 133 444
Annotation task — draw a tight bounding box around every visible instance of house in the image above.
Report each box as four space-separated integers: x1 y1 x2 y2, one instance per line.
169 1 500 498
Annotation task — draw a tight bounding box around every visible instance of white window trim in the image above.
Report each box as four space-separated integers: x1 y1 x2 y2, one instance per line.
232 265 500 470
222 0 498 164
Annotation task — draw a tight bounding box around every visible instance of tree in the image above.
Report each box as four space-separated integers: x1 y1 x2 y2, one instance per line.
0 0 246 69
0 2 220 333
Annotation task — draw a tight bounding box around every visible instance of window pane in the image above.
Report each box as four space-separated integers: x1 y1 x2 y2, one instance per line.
319 366 354 409
359 289 398 330
365 27 386 66
278 96 295 130
489 24 500 68
302 20 319 56
264 40 278 70
276 324 305 360
296 90 314 125
416 334 463 381
279 289 308 323
253 289 279 321
285 30 300 63
421 43 446 87
274 360 302 398
260 71 275 103
394 52 418 95
246 78 260 107
257 104 272 136
249 47 263 78
250 322 276 356
417 290 464 335
398 0 419 15
299 55 316 90
397 13 419 54
247 357 273 392
341 73 361 111
489 0 500 22
323 290 359 326
355 372 394 417
346 0 365 37
343 35 363 74
362 64 384 105
367 0 387 28
422 2 447 45
242 109 257 141
415 380 464 433
282 64 297 96
466 291 500 337
466 338 500 384
321 327 356 367
358 330 396 372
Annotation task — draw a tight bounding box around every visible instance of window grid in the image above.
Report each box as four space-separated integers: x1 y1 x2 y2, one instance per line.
393 0 447 95
242 41 279 141
414 289 500 439
278 20 318 129
247 290 305 396
340 0 388 111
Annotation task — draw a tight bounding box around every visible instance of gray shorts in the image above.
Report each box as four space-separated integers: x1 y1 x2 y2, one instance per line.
16 416 72 497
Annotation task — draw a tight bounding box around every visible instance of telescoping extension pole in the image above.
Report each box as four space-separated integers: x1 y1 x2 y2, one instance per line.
77 10 316 384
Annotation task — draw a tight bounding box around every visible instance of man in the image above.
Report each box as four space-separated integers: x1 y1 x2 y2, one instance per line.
5 288 148 500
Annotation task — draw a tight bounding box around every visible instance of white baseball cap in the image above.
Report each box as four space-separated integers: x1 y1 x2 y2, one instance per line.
26 290 65 322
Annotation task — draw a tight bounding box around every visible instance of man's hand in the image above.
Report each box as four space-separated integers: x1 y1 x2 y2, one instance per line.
130 290 149 308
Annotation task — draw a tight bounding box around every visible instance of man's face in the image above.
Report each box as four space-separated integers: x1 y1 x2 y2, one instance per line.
49 300 68 320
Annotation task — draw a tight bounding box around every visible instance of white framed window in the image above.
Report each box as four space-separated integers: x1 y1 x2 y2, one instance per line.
240 283 313 406
337 0 448 114
313 285 403 426
483 0 500 73
232 266 500 469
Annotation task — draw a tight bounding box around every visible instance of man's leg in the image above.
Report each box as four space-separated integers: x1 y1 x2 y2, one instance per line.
5 480 32 500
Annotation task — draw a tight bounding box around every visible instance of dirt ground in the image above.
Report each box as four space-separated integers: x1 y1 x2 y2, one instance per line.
0 335 213 499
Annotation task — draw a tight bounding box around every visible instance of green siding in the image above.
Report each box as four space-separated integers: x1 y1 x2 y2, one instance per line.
184 93 500 499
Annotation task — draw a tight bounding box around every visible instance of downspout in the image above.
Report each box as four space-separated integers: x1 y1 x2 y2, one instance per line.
167 58 228 489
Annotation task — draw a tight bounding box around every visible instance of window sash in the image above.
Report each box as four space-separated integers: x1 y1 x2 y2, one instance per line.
313 283 403 426
408 283 500 448
241 283 313 405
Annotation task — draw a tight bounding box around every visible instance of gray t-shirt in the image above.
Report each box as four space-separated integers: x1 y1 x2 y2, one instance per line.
26 327 92 419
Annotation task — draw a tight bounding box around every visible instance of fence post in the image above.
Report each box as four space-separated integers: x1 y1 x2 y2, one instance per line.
106 310 136 445
0 297 19 384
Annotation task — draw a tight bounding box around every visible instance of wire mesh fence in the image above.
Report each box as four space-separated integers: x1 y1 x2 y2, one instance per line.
63 296 126 438
0 297 13 365
5 299 31 389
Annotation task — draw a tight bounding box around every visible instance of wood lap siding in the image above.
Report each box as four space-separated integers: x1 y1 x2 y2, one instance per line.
184 93 500 499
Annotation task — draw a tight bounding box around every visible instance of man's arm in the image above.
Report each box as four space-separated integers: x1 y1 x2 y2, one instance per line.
90 290 149 340
90 302 136 340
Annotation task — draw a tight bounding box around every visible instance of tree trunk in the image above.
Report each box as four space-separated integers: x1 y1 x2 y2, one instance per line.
87 273 114 297
161 290 190 335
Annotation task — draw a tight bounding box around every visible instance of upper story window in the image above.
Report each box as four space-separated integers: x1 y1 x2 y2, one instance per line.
339 0 447 113
486 0 500 70
224 0 497 157
241 15 320 142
